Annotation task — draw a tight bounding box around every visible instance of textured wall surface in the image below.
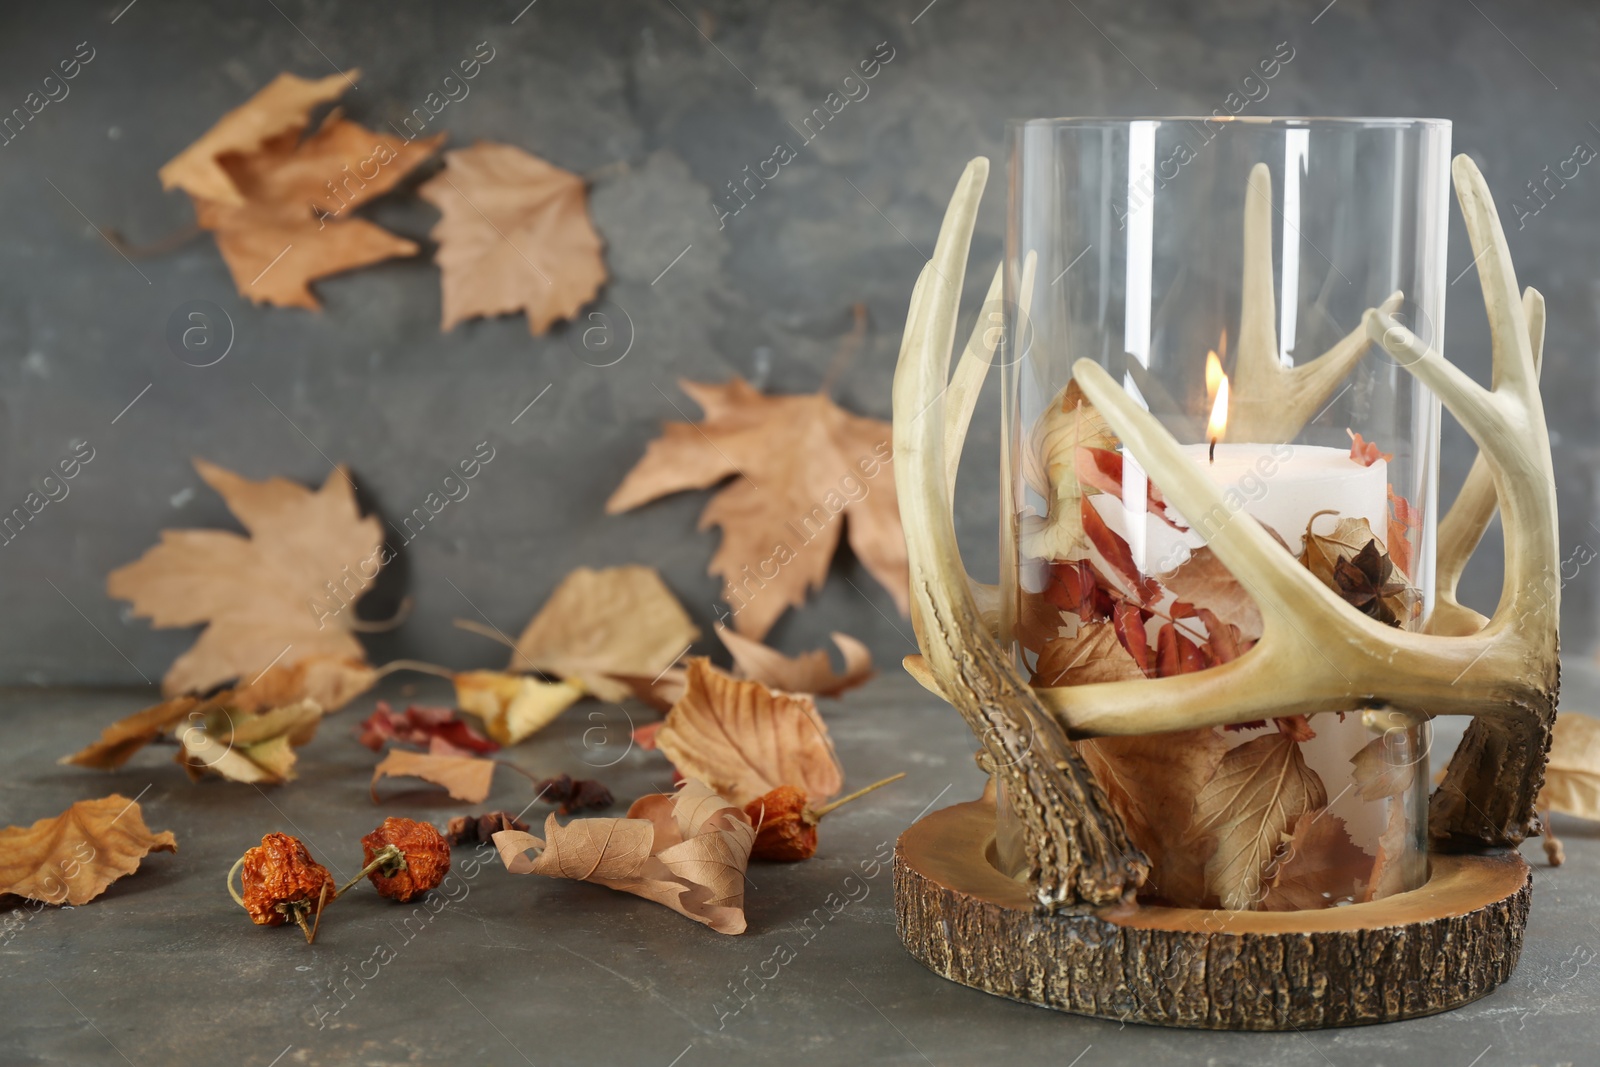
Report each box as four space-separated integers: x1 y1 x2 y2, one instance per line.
1 0 1595 685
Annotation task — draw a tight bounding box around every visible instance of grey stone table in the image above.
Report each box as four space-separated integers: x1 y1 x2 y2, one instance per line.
4 668 1599 1067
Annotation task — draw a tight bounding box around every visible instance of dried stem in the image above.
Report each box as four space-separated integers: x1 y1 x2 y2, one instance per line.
810 772 906 820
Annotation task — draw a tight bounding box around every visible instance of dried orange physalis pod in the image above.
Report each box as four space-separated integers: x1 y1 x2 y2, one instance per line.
235 832 334 935
743 773 906 863
361 817 450 902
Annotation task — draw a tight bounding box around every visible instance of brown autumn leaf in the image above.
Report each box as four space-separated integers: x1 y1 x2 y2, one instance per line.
1349 734 1414 801
1537 712 1600 819
1021 381 1117 562
454 671 585 745
606 378 905 640
107 459 384 697
1300 514 1419 627
656 658 844 807
60 694 201 771
1189 733 1327 910
0 795 176 906
159 71 354 205
1031 621 1145 687
1260 808 1369 911
612 669 689 714
716 624 873 697
1162 546 1263 641
493 779 755 934
418 142 606 335
371 749 496 804
1075 728 1227 908
1364 798 1415 902
192 110 443 309
177 698 325 785
504 565 699 703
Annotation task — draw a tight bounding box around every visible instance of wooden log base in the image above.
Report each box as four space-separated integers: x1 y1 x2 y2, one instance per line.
895 797 1532 1030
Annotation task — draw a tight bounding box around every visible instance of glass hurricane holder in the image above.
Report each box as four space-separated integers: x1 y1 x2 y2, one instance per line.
1000 118 1451 911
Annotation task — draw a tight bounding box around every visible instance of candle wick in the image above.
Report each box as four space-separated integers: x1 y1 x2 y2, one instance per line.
1209 438 1216 464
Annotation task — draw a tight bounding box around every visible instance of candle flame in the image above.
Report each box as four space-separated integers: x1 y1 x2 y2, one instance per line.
1205 350 1224 403
1207 372 1230 444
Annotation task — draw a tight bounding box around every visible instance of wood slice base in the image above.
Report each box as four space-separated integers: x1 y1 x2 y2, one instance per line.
895 797 1532 1030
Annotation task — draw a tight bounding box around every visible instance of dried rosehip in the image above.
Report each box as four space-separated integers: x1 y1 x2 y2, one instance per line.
446 810 529 846
361 817 450 902
239 832 334 926
745 785 816 862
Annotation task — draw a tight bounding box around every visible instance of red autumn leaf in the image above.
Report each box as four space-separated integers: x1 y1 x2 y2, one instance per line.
1080 497 1159 604
1155 622 1205 677
1112 602 1155 677
1075 446 1184 529
1169 600 1198 619
1042 558 1113 623
1347 428 1393 467
1386 485 1420 580
357 702 500 756
632 721 664 751
1196 606 1252 665
1274 715 1317 743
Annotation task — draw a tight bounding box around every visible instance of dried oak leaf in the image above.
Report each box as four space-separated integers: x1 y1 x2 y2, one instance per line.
606 378 906 639
193 109 443 308
494 779 755 934
358 702 499 756
418 142 605 335
1075 729 1228 908
159 70 354 205
504 564 699 703
0 795 175 906
1031 621 1145 687
371 750 495 804
1189 733 1327 911
176 699 325 784
1537 712 1600 819
657 659 843 808
1020 381 1117 562
454 670 585 745
107 458 384 698
1260 809 1369 911
716 624 873 697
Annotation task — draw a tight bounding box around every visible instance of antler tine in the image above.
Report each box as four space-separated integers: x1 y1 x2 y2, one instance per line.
944 263 1003 498
1454 154 1538 397
1235 163 1278 384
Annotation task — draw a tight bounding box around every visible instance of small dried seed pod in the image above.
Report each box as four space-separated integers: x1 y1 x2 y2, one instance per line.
361 817 451 902
239 832 335 926
744 786 817 862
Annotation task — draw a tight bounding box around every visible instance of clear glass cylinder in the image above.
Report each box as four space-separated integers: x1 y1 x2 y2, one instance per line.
1001 117 1448 910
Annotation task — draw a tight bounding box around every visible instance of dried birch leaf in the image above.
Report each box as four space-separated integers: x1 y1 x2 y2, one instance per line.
418 142 606 335
656 659 843 807
494 779 755 934
507 565 699 702
0 795 176 905
1349 735 1413 801
606 378 905 639
159 71 354 205
1075 729 1227 908
454 671 584 746
107 459 383 697
716 624 873 697
371 749 495 804
193 112 443 308
1021 381 1116 561
1190 734 1327 910
1260 809 1369 911
1537 712 1600 819
1031 621 1144 687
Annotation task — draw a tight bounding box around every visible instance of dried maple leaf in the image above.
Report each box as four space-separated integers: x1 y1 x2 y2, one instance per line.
358 702 499 756
107 459 384 697
176 698 325 784
1075 728 1227 907
454 670 585 745
1537 712 1600 819
0 795 175 906
606 378 906 639
1021 381 1117 561
656 659 843 808
1031 621 1144 687
159 71 354 205
493 779 755 934
1189 733 1328 910
503 565 699 702
371 750 495 804
418 142 605 335
716 624 873 697
1260 809 1369 911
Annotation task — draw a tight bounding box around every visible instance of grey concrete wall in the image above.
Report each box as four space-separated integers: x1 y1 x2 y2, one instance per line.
1 0 1595 686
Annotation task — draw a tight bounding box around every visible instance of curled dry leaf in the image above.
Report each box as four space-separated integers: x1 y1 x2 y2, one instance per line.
1075 729 1227 908
454 670 584 746
606 378 906 639
177 698 325 784
494 779 755 934
1300 514 1419 627
0 795 176 906
1189 733 1327 911
61 693 202 771
107 459 384 697
1537 711 1600 820
656 659 844 808
1020 381 1116 562
715 624 873 697
371 750 495 804
1364 798 1415 902
1260 809 1369 911
505 565 699 702
419 142 606 335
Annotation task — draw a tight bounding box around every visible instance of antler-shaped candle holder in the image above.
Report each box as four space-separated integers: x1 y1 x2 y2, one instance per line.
892 120 1556 1029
